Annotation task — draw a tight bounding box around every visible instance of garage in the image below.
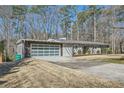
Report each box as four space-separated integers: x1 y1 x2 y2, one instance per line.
31 43 61 56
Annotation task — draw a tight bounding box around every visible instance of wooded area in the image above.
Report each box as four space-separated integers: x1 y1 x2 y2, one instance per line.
0 5 124 60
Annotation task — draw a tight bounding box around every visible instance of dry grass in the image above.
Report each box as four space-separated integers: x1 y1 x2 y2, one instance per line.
75 54 124 60
75 54 124 64
0 59 123 88
100 58 124 64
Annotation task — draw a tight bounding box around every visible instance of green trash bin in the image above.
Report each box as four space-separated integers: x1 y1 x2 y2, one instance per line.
15 54 22 61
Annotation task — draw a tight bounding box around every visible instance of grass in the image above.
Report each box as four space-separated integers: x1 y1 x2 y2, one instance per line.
76 54 124 64
101 58 124 64
0 59 123 88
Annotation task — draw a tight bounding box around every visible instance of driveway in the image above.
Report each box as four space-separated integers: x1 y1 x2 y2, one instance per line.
37 57 124 83
85 63 124 83
33 56 77 62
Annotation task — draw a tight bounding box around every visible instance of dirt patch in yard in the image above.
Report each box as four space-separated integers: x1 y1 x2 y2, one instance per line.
0 59 123 88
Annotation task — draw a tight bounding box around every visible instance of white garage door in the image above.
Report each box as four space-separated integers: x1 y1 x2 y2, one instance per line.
31 44 60 56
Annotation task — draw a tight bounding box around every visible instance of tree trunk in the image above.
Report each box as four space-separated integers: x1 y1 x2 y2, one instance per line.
93 12 97 42
112 6 116 54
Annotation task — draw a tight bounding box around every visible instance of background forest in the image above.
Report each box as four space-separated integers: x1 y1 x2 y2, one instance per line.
0 5 124 60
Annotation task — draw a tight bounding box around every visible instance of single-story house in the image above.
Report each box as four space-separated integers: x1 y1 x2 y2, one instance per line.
16 39 109 58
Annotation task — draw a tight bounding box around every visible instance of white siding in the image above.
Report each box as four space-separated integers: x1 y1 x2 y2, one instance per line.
63 44 73 56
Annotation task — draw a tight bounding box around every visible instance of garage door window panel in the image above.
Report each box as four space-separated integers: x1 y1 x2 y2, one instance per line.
31 44 60 56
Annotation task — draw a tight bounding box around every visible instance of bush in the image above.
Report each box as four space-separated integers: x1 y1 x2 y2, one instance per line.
97 50 100 54
101 48 112 54
107 48 112 54
78 49 82 55
3 56 13 62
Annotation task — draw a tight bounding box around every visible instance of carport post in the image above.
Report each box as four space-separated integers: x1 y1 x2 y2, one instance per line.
82 46 84 55
83 46 87 54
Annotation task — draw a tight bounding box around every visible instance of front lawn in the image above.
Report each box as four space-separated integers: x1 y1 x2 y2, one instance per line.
0 59 123 88
101 57 124 64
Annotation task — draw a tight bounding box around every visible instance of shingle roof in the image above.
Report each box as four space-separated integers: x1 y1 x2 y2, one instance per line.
16 39 109 47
